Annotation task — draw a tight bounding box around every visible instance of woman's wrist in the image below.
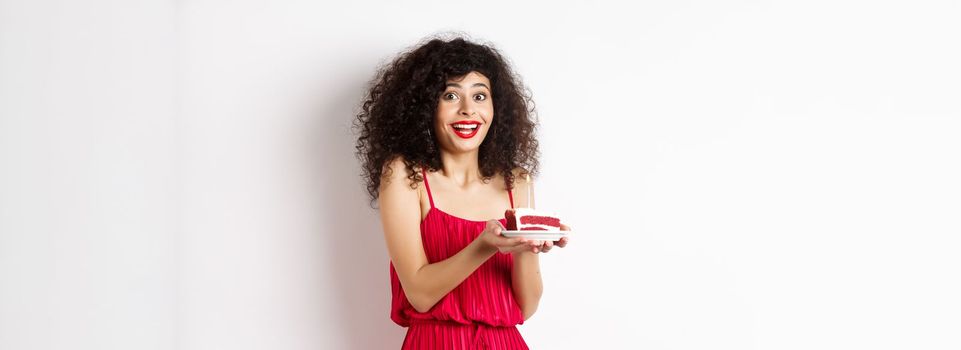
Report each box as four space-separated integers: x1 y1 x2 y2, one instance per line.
474 233 499 257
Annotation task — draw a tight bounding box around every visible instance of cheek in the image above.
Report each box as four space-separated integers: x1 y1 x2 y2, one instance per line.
434 106 451 126
433 120 447 137
481 104 495 121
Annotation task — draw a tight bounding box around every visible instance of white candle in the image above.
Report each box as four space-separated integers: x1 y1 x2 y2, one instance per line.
525 173 532 209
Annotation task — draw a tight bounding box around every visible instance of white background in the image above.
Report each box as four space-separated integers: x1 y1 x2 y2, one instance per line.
1 0 959 349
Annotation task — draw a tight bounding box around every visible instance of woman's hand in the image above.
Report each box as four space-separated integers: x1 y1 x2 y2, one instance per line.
479 219 572 255
521 223 571 254
479 220 532 254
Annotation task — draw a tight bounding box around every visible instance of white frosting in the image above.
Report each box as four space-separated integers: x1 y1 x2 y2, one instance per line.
511 207 559 230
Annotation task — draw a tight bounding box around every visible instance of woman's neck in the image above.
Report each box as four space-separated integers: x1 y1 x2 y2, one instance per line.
438 150 482 187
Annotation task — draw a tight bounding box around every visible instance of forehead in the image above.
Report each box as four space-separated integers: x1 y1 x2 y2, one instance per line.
446 71 491 87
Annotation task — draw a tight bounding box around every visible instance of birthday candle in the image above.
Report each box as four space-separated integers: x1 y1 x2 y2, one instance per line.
525 173 532 209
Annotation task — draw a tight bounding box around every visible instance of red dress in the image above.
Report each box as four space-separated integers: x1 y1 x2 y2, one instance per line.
389 169 528 349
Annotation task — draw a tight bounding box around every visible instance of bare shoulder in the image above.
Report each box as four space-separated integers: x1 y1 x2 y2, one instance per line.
380 156 419 191
510 167 534 186
509 167 535 208
378 156 423 208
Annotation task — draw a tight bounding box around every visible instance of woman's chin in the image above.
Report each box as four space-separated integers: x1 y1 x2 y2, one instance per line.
442 140 484 154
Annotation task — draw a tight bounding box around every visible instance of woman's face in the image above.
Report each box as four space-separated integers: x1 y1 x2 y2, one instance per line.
433 71 494 154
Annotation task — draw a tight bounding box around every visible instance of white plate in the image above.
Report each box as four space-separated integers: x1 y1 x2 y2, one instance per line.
501 230 569 241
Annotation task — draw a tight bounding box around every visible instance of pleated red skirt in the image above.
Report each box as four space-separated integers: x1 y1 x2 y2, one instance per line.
402 320 528 350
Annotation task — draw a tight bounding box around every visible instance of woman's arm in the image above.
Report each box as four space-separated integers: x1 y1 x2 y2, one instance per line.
379 158 527 313
512 251 543 320
508 172 543 320
514 222 570 320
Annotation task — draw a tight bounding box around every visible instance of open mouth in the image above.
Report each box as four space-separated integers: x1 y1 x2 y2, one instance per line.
450 121 481 139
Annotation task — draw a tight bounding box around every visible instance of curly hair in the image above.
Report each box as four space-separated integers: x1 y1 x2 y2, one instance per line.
354 35 540 204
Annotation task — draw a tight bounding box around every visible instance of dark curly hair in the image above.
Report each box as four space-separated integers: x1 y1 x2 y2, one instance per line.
354 35 540 204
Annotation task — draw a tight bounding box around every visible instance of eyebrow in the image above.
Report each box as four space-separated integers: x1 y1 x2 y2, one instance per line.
445 82 490 90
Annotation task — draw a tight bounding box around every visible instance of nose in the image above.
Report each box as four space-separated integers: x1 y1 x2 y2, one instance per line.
459 99 476 117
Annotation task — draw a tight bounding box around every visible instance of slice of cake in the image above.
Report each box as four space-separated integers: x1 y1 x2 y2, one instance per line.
505 208 562 231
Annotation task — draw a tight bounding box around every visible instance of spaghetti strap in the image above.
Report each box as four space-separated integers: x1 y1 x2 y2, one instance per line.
422 168 435 209
507 187 514 209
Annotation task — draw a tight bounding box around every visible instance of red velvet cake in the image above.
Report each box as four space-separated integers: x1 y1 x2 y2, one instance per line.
505 208 562 231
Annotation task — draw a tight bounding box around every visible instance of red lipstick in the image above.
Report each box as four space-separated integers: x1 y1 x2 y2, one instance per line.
450 121 481 139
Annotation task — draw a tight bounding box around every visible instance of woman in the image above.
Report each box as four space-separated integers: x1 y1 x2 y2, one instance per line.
355 36 570 349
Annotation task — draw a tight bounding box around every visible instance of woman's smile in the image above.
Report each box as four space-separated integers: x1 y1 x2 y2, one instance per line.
450 120 482 139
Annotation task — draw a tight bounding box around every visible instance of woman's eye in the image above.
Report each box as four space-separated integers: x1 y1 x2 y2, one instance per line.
443 92 458 100
474 93 487 101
